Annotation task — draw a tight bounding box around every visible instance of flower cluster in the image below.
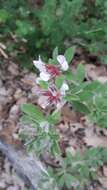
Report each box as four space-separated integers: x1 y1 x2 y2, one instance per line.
33 55 68 82
33 54 69 110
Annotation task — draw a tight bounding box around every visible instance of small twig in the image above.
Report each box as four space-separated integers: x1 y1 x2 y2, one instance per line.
0 47 8 59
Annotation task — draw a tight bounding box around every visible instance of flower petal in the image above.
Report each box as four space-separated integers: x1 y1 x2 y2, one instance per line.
56 100 66 110
60 82 69 95
32 85 42 96
38 96 49 109
36 77 42 84
40 72 51 81
57 55 69 71
33 56 46 72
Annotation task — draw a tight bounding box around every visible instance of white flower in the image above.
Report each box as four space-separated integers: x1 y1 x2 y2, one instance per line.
36 77 42 84
33 56 51 82
60 82 69 95
57 55 69 71
33 55 69 83
38 95 50 109
40 72 51 81
33 56 46 72
37 82 69 110
36 72 51 84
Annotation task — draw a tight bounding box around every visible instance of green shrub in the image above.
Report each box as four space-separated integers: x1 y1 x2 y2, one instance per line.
0 0 45 68
1 0 107 68
37 0 107 63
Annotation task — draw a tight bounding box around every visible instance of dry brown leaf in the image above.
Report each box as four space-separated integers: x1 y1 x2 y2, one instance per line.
84 127 107 148
103 166 107 177
8 63 19 76
97 76 107 84
98 177 107 189
61 105 82 123
58 123 69 133
85 64 107 81
21 73 36 86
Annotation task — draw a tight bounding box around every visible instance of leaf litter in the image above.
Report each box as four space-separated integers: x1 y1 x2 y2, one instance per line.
0 51 107 189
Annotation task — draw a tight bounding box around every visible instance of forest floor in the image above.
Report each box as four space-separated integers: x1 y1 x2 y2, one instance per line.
0 49 107 190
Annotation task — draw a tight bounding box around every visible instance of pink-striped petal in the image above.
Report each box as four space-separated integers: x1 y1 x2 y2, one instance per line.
57 55 69 71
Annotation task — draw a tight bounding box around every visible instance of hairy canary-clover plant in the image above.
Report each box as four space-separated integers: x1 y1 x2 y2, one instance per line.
20 47 107 190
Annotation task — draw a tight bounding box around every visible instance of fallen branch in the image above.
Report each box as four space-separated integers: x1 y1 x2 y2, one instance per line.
0 137 57 190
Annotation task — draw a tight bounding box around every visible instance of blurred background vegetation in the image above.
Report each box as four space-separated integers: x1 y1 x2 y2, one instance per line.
0 0 107 68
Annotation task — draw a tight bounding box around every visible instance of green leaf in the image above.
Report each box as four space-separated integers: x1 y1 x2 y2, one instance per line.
48 58 57 65
47 111 61 124
51 141 60 155
20 115 36 125
65 94 79 101
16 20 35 36
78 91 93 101
84 81 101 91
79 165 90 178
64 46 75 63
65 71 76 81
100 55 107 65
72 101 90 114
0 9 10 23
39 81 48 89
65 174 73 189
55 75 65 88
52 46 58 59
76 63 85 82
21 104 45 123
58 175 65 188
